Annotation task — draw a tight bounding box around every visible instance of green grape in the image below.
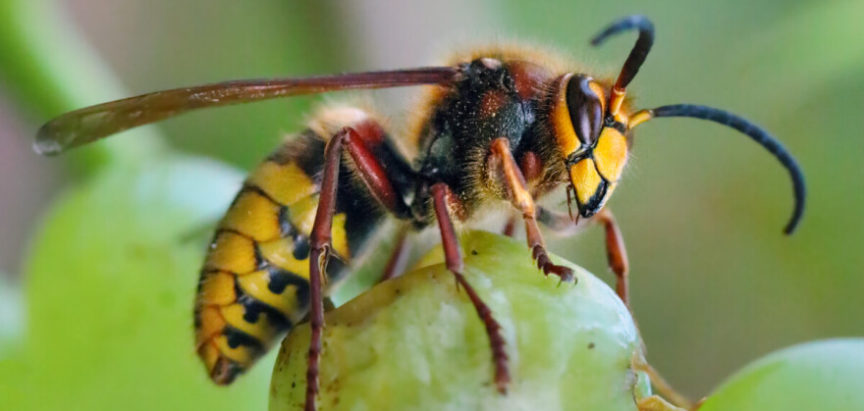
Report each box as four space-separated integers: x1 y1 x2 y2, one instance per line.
270 231 653 411
699 338 864 411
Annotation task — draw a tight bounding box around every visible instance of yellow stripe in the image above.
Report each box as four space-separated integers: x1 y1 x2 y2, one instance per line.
569 158 602 206
236 270 301 319
288 195 319 234
593 128 628 182
213 335 254 365
247 161 317 206
198 271 237 306
552 74 580 157
628 110 652 129
205 231 257 274
198 342 221 372
285 194 350 258
258 238 310 278
331 213 350 258
196 306 226 346
220 189 281 242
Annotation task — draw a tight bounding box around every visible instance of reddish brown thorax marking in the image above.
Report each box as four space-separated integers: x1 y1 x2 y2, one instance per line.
479 91 509 119
508 61 552 100
352 120 385 145
519 151 543 184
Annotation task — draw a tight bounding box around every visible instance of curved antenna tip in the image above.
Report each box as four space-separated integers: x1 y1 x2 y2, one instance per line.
648 104 806 236
782 182 806 235
590 14 654 47
33 129 63 156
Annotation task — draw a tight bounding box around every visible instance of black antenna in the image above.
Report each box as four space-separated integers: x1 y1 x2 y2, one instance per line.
591 15 655 91
649 104 806 235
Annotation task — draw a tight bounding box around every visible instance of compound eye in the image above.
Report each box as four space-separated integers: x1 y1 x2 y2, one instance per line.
565 75 605 145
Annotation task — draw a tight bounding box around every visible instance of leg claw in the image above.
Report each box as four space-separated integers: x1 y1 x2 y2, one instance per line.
531 245 575 283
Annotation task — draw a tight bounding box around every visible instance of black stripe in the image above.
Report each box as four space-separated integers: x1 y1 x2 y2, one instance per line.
278 206 294 237
265 131 326 181
611 120 627 134
222 326 264 351
292 235 311 260
214 227 254 243
267 266 310 305
196 270 208 294
243 183 283 207
276 205 311 260
253 242 266 270
579 178 609 218
289 132 326 179
199 268 221 276
234 275 293 331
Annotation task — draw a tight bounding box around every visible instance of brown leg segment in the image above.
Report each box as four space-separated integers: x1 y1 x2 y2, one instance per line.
305 126 406 411
533 206 630 306
595 209 630 306
501 151 541 238
377 227 410 283
306 137 340 411
430 183 510 393
502 215 518 237
488 138 573 282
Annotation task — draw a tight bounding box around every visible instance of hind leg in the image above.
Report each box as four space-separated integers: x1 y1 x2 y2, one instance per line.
305 116 412 410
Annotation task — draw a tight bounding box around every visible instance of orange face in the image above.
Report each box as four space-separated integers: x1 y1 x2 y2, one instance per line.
551 74 630 217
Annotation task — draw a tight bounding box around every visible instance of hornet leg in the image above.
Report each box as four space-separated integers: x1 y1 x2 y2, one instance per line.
533 206 630 306
595 209 630 306
488 137 573 282
377 226 411 283
430 182 510 393
306 124 406 411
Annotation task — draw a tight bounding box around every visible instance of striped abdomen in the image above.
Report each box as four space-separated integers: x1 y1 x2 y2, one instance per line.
194 131 382 383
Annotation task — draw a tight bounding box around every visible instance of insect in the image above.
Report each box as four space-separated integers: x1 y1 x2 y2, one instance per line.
35 15 805 411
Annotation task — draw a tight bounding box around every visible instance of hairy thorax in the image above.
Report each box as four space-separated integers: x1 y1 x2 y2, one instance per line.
410 54 567 224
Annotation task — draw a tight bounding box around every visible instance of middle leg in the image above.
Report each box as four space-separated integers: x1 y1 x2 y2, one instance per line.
430 182 510 393
595 209 630 306
377 225 411 283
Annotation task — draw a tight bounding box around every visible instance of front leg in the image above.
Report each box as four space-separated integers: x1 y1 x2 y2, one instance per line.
488 138 573 282
535 206 630 307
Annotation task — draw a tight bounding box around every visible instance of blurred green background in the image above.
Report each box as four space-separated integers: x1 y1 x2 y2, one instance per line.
1 0 862 408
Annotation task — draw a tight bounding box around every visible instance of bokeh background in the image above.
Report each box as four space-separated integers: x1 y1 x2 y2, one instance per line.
1 0 862 409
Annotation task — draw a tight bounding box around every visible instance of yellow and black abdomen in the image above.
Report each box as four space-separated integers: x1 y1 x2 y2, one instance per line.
194 130 383 384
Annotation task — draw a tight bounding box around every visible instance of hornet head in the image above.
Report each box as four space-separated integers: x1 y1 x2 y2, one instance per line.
550 73 630 218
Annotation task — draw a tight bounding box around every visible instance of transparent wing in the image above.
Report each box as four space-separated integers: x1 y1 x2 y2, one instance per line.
35 67 459 155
